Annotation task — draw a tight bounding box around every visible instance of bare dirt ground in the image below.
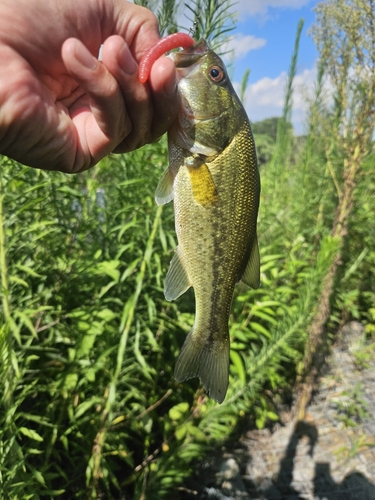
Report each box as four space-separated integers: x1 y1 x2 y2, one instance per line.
181 322 375 500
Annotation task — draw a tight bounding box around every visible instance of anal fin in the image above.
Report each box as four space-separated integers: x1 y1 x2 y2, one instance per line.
164 248 191 301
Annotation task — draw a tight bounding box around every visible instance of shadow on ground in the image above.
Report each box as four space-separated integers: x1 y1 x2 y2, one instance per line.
180 420 375 499
260 421 375 500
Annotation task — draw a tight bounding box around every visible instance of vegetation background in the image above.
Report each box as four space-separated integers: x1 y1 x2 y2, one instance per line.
1 0 374 498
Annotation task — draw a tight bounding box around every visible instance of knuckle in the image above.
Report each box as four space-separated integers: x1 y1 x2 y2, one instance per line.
137 5 159 30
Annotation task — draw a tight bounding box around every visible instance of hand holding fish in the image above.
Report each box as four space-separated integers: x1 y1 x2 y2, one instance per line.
140 35 260 403
0 0 179 171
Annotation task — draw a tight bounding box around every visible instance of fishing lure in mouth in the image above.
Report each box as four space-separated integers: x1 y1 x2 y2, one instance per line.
138 33 195 83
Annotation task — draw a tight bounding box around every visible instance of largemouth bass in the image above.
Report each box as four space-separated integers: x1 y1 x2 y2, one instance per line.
155 39 260 403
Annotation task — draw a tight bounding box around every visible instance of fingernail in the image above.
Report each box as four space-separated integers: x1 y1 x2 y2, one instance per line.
75 43 97 70
119 44 137 75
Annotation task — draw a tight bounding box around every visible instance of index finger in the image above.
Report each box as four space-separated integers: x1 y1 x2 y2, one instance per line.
147 56 179 141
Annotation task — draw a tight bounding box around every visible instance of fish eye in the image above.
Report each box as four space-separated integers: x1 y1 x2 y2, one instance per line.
208 65 225 83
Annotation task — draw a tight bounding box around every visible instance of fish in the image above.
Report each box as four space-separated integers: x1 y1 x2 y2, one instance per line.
154 39 260 403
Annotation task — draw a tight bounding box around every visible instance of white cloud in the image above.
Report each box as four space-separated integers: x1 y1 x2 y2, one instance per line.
238 65 318 134
222 34 267 60
233 0 312 17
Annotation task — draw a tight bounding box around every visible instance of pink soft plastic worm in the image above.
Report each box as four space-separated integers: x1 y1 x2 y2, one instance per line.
139 33 195 83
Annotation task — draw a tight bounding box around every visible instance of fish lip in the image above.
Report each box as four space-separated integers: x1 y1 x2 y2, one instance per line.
170 39 209 68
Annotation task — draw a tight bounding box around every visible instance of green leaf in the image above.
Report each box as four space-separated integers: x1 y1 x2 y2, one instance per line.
19 427 44 442
251 310 277 325
62 373 78 392
250 321 272 338
14 310 38 337
98 281 118 298
95 260 120 282
31 467 47 486
186 423 206 440
15 263 42 278
175 425 187 440
169 402 189 421
230 351 246 386
255 418 265 430
57 185 85 197
96 308 117 322
75 399 101 419
9 275 29 287
267 411 279 421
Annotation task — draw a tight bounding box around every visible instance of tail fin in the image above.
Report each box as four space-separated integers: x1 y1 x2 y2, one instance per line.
174 328 230 403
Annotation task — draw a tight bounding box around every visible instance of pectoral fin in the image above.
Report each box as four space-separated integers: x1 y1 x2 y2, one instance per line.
155 167 174 206
164 248 191 301
241 235 260 289
187 159 218 207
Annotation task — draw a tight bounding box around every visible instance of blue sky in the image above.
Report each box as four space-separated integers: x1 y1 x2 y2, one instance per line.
228 0 320 134
231 1 318 82
180 0 321 134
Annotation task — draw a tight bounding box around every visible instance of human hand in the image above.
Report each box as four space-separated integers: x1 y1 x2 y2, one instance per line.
0 0 178 172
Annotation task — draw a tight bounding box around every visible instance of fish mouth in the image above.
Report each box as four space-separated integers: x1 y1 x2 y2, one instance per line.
170 39 209 68
182 106 223 122
179 83 223 121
